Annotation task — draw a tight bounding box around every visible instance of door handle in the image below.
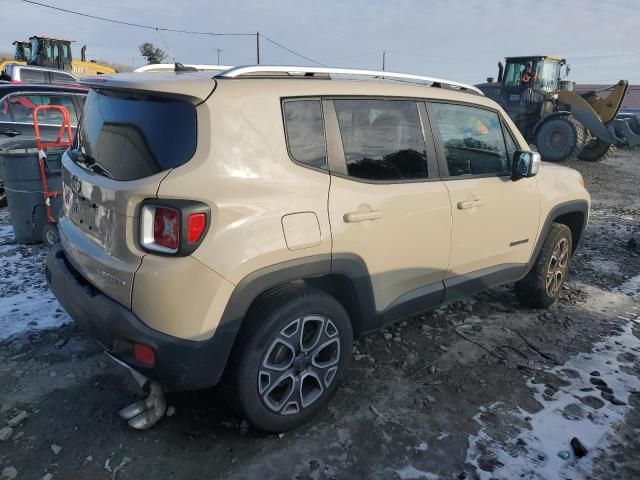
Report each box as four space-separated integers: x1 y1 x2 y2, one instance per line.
0 128 21 137
343 210 383 223
457 199 485 210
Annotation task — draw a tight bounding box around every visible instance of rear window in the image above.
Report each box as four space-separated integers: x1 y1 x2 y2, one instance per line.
71 89 197 181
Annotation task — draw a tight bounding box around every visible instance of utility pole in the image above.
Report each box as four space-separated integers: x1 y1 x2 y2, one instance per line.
382 50 386 71
214 48 223 65
256 32 260 64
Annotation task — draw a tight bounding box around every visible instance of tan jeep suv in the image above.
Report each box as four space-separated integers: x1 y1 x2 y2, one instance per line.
46 66 590 432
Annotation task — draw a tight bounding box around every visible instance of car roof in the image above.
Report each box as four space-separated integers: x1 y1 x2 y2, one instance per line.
0 83 89 96
134 63 233 73
11 65 76 75
81 65 485 103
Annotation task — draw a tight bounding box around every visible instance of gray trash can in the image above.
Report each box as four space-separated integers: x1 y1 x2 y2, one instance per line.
0 139 65 244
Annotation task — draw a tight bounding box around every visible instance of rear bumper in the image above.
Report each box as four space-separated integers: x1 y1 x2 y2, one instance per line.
45 243 235 390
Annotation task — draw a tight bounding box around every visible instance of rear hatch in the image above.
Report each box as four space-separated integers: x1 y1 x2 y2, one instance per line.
60 72 214 307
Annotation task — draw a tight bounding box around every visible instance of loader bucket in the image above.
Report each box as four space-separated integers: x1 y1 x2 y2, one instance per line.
558 91 619 144
558 89 640 147
584 80 628 124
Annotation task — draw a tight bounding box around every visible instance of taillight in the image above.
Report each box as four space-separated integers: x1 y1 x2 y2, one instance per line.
140 201 210 255
153 207 180 250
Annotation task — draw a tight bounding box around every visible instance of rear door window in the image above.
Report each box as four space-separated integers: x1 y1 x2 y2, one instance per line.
282 99 327 169
334 99 428 181
72 89 197 181
431 103 510 177
19 69 47 84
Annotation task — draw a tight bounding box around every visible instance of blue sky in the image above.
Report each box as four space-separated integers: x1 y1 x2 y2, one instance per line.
2 0 639 84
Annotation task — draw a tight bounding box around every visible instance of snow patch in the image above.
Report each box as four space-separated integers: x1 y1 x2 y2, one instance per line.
394 465 439 479
0 210 70 340
466 320 640 479
620 274 640 300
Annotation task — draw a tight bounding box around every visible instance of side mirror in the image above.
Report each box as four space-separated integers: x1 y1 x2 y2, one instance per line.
512 150 541 180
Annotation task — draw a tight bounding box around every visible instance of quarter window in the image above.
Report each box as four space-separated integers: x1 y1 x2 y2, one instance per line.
283 100 327 169
51 71 77 85
431 103 510 177
334 99 428 181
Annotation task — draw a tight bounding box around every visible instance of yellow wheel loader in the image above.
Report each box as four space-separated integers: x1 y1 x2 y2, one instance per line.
0 36 115 78
477 55 640 162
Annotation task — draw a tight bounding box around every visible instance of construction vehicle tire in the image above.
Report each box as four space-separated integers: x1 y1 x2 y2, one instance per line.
577 138 616 162
535 116 586 162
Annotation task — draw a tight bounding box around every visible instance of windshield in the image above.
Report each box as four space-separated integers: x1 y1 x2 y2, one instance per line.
71 89 197 181
534 61 561 92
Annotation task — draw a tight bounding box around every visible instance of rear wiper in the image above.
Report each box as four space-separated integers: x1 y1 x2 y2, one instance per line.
88 163 112 178
68 149 111 177
68 149 97 168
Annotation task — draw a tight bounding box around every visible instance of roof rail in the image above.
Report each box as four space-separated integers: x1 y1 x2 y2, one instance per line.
215 65 483 95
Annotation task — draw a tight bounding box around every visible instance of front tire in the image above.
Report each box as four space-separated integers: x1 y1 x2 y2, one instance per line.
226 285 353 432
535 116 585 162
577 138 616 162
515 223 572 308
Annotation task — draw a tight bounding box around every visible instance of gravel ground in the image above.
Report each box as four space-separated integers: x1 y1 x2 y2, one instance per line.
0 151 639 480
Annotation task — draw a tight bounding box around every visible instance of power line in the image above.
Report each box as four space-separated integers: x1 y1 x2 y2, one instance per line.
20 0 253 36
260 34 325 66
19 0 325 65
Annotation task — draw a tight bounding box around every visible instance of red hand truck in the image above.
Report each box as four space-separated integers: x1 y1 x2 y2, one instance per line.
32 105 73 245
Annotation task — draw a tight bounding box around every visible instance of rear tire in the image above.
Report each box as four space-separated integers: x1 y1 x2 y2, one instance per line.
515 223 572 308
535 116 585 162
225 285 353 432
577 138 616 162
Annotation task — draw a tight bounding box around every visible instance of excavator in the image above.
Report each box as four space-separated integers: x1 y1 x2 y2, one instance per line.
476 55 640 162
0 36 115 77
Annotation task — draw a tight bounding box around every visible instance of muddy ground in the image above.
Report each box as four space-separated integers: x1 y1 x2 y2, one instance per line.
0 151 639 480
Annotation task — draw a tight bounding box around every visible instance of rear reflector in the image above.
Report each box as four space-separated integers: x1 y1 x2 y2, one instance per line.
134 343 156 366
187 213 207 244
153 207 180 250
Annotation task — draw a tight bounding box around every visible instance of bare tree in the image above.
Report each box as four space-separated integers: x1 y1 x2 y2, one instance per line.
138 42 167 65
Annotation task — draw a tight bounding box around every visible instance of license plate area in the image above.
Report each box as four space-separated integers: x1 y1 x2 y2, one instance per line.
63 184 113 245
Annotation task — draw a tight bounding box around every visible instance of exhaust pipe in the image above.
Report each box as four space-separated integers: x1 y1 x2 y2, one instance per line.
119 380 166 430
498 61 504 83
107 354 167 430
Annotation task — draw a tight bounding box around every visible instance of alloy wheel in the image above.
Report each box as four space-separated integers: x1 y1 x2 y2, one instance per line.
546 237 569 297
258 315 341 416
